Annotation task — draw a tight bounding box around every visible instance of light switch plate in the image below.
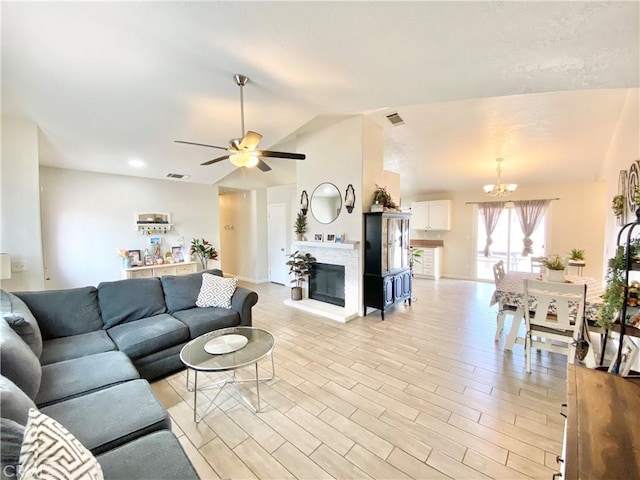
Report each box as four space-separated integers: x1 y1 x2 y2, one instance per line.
11 259 27 272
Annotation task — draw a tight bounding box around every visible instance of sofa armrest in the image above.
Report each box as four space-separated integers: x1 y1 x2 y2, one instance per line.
230 287 258 327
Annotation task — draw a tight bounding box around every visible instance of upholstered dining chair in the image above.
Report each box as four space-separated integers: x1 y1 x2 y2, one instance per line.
492 260 516 341
521 279 587 373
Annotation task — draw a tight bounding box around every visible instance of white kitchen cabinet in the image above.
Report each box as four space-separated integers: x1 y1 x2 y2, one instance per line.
411 200 451 231
414 247 442 279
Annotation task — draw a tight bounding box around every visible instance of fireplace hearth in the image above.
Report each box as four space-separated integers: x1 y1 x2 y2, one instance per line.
309 263 345 307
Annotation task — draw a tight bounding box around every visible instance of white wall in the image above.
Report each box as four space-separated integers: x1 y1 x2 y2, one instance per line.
39 167 220 288
218 189 269 283
296 116 366 243
408 181 607 281
1 119 45 292
602 88 640 260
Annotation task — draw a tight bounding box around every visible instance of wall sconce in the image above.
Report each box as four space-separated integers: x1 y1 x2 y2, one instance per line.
345 184 356 213
300 190 309 215
0 254 11 280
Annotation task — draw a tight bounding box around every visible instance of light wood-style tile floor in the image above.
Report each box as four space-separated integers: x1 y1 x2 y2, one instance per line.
152 278 569 479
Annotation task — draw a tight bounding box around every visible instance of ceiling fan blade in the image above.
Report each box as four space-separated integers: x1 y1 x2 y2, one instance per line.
201 154 230 166
259 150 306 160
239 131 262 150
256 159 272 172
175 140 228 151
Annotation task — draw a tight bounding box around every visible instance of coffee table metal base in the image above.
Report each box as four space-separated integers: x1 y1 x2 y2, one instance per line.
186 354 275 422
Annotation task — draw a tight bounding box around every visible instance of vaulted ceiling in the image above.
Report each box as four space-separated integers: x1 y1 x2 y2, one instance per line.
2 2 638 198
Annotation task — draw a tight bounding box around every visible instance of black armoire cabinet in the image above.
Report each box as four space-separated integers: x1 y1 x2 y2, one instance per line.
363 212 412 320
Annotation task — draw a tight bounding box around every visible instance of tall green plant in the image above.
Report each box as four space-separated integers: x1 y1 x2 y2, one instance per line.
286 251 316 288
598 248 625 330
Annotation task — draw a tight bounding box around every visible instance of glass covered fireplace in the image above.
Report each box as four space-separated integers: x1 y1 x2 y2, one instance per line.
309 263 345 307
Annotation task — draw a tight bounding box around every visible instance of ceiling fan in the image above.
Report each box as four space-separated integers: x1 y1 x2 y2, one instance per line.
175 74 306 172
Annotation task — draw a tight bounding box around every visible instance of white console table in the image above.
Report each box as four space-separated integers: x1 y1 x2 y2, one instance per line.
122 261 198 279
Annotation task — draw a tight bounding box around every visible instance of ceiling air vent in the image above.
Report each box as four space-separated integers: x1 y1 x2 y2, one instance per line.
166 173 190 179
385 112 405 126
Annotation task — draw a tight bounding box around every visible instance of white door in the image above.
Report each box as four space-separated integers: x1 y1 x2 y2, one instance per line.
267 204 287 285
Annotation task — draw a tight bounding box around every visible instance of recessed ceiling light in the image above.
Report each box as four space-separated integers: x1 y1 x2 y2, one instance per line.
128 159 145 168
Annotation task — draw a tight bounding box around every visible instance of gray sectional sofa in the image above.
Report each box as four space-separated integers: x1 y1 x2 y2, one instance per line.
0 269 259 479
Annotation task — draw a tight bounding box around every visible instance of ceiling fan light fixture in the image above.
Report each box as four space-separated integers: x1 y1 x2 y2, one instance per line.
484 158 517 197
230 151 259 168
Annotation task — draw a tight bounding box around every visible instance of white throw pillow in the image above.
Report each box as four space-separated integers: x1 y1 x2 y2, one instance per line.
196 273 237 309
19 408 103 480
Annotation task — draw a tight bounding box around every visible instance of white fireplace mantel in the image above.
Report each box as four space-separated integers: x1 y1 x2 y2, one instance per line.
294 240 359 250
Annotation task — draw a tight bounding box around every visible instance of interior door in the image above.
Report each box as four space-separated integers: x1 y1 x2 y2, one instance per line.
267 204 287 285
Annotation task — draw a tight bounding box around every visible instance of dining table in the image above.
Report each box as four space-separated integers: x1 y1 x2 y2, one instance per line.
490 271 604 351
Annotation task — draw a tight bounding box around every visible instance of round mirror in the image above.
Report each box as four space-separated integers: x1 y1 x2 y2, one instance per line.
311 183 342 224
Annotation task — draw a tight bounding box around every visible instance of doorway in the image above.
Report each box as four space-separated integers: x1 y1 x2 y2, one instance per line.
476 205 547 281
267 203 287 285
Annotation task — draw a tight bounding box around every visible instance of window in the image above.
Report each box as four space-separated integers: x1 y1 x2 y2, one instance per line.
476 205 546 281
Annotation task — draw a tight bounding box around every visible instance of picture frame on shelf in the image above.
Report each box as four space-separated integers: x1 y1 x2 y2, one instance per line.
171 246 184 262
144 255 154 266
314 234 323 242
326 234 336 242
335 235 342 243
608 337 639 376
129 250 141 266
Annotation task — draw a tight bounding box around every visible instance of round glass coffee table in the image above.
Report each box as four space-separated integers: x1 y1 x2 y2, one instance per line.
180 326 275 422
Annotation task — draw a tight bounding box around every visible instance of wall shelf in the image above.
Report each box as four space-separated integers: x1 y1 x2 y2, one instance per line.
135 212 173 234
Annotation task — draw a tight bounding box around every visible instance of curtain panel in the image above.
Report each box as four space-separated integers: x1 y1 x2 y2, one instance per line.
513 200 550 256
478 202 505 257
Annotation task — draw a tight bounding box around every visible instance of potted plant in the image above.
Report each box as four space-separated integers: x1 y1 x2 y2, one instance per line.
190 238 218 270
294 210 308 241
286 251 316 300
569 248 586 264
372 185 398 211
542 254 567 282
410 247 423 276
612 194 625 215
598 249 625 330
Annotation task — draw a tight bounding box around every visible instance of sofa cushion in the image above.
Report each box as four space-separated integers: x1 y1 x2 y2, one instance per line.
0 319 41 400
106 314 189 360
19 408 104 480
40 331 116 365
41 380 170 455
172 307 240 339
97 430 199 480
0 418 24 480
0 376 37 426
13 287 103 340
161 269 223 313
35 351 139 408
196 273 237 309
1 290 42 358
98 278 167 328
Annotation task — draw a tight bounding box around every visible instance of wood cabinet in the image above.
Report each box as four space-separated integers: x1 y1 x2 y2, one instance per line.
363 212 412 320
411 200 452 231
413 247 442 279
122 261 197 279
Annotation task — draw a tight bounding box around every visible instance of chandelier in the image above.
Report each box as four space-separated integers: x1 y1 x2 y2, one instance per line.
483 158 517 196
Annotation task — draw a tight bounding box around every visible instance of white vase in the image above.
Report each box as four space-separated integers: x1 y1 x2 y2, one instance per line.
547 269 565 283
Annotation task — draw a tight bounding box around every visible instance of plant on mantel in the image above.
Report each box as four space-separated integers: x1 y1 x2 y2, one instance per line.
294 210 308 241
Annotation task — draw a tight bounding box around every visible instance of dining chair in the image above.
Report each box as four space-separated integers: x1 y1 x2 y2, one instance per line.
522 279 587 373
530 256 544 273
492 260 516 341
